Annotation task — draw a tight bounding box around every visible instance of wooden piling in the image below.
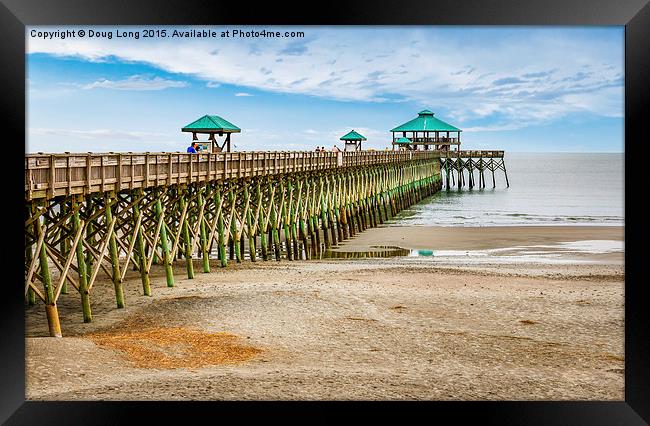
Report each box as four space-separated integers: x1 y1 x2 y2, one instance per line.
306 182 318 255
59 202 69 295
289 184 300 259
36 210 61 337
491 162 496 188
155 196 174 287
198 187 210 272
84 209 94 284
26 204 36 306
319 177 330 250
132 192 151 296
258 183 269 261
238 234 245 263
72 197 92 322
179 188 195 278
26 242 35 305
268 182 282 261
213 187 227 268
281 182 293 260
104 192 125 308
246 209 257 262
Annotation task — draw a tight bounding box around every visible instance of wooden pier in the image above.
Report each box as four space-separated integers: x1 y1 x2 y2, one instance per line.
25 150 446 336
439 150 509 190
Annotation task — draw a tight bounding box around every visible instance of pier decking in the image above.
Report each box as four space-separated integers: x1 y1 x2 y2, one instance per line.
25 150 505 200
26 151 440 200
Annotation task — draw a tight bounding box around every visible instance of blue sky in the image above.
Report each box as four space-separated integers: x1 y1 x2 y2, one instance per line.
27 26 624 153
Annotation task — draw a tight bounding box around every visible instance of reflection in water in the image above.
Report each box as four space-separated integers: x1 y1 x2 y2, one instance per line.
200 235 622 265
320 247 411 259
320 247 441 259
205 241 414 261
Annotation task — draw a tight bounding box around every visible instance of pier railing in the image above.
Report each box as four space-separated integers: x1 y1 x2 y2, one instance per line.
25 150 441 200
440 150 504 158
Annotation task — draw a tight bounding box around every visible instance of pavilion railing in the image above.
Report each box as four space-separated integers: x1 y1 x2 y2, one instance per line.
392 137 460 144
25 150 442 200
407 138 460 144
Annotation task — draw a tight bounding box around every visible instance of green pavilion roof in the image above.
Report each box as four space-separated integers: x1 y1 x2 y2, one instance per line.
340 130 367 141
390 110 461 133
182 115 241 133
394 137 412 144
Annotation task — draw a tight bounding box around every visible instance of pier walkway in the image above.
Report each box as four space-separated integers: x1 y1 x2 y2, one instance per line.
26 151 438 200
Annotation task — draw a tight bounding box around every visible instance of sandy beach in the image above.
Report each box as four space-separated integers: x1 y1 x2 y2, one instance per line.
334 224 624 251
25 225 624 401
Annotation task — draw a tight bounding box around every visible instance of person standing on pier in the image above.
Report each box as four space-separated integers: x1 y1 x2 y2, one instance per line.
187 142 199 153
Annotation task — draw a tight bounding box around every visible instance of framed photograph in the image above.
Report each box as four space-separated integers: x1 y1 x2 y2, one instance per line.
2 0 648 423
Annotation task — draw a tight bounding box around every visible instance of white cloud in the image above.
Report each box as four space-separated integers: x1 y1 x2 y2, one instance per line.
27 127 184 153
275 126 390 150
30 127 168 140
561 86 624 118
234 92 253 97
27 26 623 129
80 75 188 90
461 124 523 132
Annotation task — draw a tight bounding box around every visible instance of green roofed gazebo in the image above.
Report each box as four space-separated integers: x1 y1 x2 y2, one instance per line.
390 110 462 151
340 129 367 152
182 114 241 153
394 137 413 150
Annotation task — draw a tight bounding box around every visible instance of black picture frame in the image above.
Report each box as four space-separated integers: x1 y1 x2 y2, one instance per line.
1 0 648 423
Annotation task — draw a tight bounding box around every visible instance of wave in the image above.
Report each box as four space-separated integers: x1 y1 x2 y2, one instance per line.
393 213 624 227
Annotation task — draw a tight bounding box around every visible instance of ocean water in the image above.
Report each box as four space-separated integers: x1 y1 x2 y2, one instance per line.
392 153 624 227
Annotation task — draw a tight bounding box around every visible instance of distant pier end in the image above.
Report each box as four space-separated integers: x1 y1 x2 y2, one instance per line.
388 110 508 190
439 150 509 190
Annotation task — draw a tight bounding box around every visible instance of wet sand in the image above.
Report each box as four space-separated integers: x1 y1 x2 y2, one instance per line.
333 225 624 252
25 225 624 401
